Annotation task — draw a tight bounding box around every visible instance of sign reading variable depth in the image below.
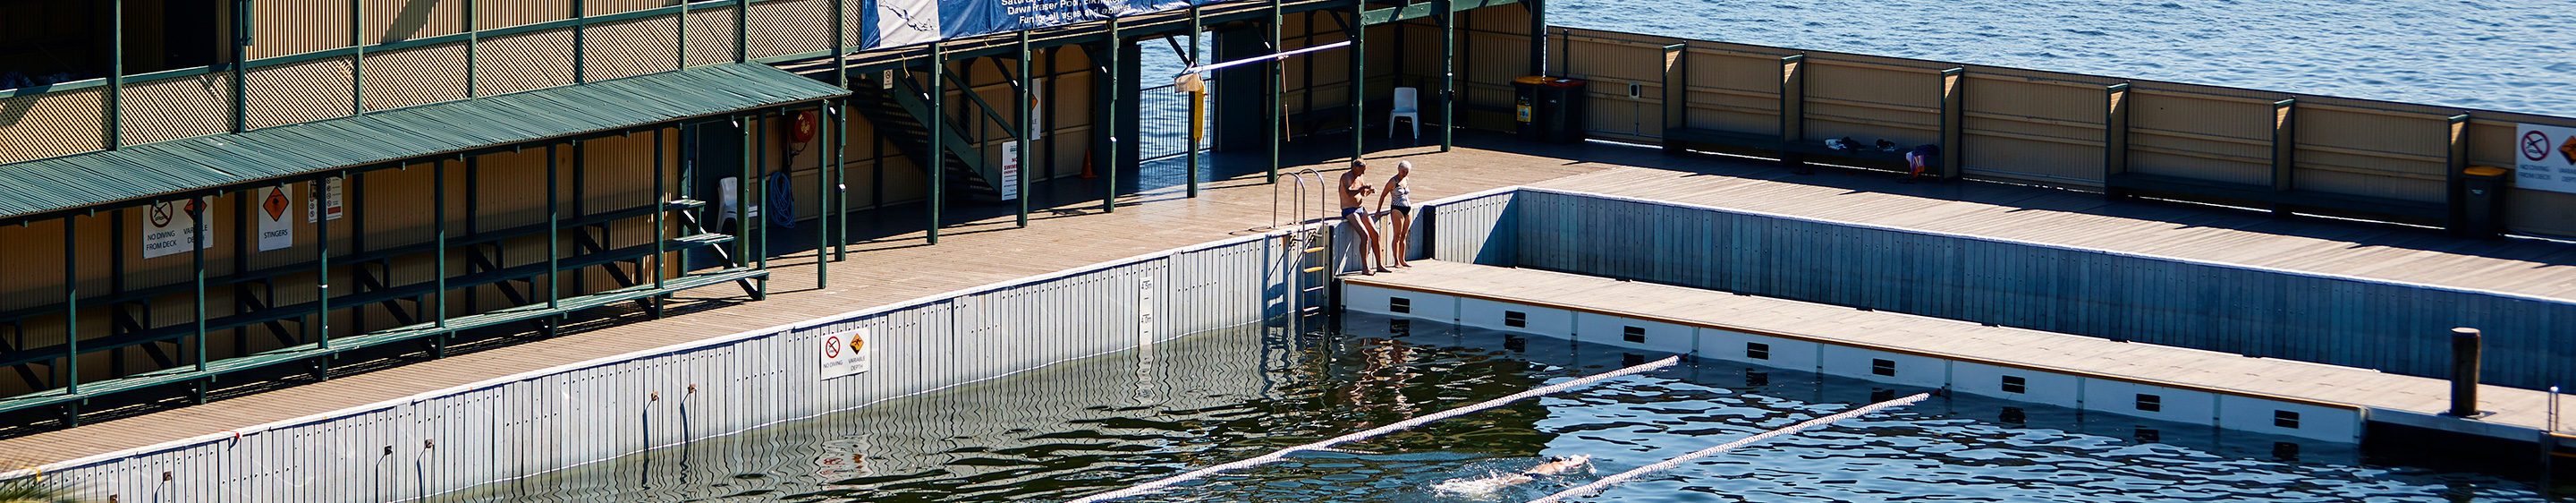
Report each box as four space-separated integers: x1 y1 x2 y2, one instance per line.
818 328 871 379
140 197 216 260
2516 123 2576 194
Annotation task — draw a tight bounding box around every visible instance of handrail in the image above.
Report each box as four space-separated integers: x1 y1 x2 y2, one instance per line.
1272 167 1324 230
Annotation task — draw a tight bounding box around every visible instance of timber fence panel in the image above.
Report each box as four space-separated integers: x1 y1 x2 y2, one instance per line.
686 6 742 67
122 72 237 145
478 28 580 97
584 13 687 81
748 0 835 60
361 41 472 112
0 88 110 164
244 55 359 130
2125 88 2277 186
1959 72 2113 185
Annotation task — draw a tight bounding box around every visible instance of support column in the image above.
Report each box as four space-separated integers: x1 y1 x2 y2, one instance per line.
231 0 251 132
63 217 79 396
546 143 562 336
1660 43 1684 150
816 105 832 288
930 43 947 243
191 192 208 388
1102 20 1125 213
107 0 123 149
1526 0 1545 76
1441 0 1456 151
1186 4 1203 197
2271 98 2298 193
1268 0 1284 183
466 0 479 97
750 116 768 294
833 103 849 260
1018 31 1036 222
1348 2 1366 162
733 0 749 63
318 173 337 354
2105 83 2131 183
434 157 450 352
1938 67 1964 181
648 130 665 319
1779 55 1807 175
352 0 365 115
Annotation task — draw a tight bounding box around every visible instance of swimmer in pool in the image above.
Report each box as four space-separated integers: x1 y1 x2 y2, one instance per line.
1431 455 1592 496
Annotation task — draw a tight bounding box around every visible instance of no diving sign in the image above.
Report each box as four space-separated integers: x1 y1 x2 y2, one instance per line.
818 328 870 379
2514 123 2576 194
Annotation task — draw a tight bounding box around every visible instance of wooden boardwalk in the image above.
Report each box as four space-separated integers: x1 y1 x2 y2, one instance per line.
6 132 2573 465
1345 260 2576 439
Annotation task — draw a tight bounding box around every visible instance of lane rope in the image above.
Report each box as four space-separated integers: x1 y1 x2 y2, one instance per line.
1065 355 1682 503
1523 392 1934 503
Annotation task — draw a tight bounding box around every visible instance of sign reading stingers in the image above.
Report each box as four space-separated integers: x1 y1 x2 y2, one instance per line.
2515 123 2576 194
818 328 871 379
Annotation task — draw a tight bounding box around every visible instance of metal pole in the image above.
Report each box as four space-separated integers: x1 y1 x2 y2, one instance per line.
1348 0 1364 162
929 43 946 243
834 101 849 260
1018 31 1033 226
571 0 585 83
817 105 831 288
547 143 561 328
464 0 478 97
1267 0 1283 183
435 159 448 331
1103 18 1122 213
232 0 250 132
1186 4 1202 198
733 0 749 63
108 0 123 149
1440 0 1454 152
352 0 364 115
751 115 767 295
318 174 335 351
651 129 666 294
674 0 686 70
64 217 79 395
191 193 208 378
1527 0 1545 77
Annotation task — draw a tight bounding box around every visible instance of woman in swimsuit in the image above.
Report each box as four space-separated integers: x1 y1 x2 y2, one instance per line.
1375 161 1418 269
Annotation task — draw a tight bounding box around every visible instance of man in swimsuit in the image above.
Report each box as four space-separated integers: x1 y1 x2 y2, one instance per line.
1431 455 1593 495
1340 161 1390 275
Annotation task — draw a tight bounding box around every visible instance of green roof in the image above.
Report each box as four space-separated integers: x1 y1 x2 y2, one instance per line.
0 63 847 221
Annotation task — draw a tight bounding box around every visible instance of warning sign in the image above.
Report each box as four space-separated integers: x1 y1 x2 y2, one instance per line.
818 327 870 379
140 197 216 260
306 177 343 223
2516 123 2576 194
257 186 294 251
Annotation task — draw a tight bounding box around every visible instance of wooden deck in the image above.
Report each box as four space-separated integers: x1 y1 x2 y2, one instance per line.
1343 260 2576 439
6 131 2573 465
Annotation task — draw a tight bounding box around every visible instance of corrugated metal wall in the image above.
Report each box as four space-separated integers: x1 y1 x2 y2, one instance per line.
36 229 1297 502
1429 188 2576 390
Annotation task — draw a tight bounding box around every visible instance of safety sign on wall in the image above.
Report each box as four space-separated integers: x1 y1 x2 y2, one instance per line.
818 327 871 380
307 176 343 223
2517 123 2576 194
140 197 216 260
257 185 295 252
1000 141 1022 201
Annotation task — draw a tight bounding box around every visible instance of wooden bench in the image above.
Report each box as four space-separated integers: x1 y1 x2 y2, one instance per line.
2106 172 2448 225
1664 127 1924 173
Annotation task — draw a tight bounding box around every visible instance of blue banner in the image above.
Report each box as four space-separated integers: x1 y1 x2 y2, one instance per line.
862 0 1219 50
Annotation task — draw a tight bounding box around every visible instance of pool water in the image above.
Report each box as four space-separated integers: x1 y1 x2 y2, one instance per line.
456 312 2559 502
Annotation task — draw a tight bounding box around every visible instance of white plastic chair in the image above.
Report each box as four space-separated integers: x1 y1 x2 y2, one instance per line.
1387 87 1420 139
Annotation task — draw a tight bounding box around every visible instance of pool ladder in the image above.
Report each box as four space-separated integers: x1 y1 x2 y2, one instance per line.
1277 169 1335 320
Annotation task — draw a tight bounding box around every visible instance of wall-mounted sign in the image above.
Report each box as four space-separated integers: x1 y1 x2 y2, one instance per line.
306 177 343 223
2516 123 2576 194
818 327 871 379
257 185 294 251
1000 141 1022 201
141 197 216 259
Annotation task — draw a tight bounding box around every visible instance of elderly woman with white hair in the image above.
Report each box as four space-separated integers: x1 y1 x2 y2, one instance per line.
1375 160 1418 269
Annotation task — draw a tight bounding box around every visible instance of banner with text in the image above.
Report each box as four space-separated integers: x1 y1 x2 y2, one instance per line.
863 0 1218 50
818 327 872 379
2518 123 2576 194
140 197 216 260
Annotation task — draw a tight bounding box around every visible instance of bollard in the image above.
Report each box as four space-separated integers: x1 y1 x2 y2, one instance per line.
2450 328 2482 418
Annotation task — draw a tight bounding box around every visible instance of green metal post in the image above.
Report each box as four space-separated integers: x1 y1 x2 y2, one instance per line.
817 104 830 288
1267 0 1283 183
753 115 767 284
464 0 478 97
572 141 585 297
929 43 945 243
734 0 749 63
674 0 685 70
1186 4 1201 198
572 0 585 83
1017 31 1033 226
1440 0 1454 151
834 102 850 260
831 0 850 260
651 129 666 311
318 174 335 352
1349 1 1364 162
547 143 561 327
434 159 448 337
108 0 123 149
1103 18 1121 213
735 115 751 269
352 0 364 115
63 217 78 395
191 193 208 379
232 0 250 132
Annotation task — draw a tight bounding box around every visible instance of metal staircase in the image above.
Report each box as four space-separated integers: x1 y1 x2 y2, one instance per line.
847 73 1006 200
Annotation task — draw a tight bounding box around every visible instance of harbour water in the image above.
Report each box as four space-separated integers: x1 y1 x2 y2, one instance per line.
457 313 2559 502
1550 0 2576 116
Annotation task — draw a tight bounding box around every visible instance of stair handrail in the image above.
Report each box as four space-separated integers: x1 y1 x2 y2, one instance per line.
1274 168 1324 230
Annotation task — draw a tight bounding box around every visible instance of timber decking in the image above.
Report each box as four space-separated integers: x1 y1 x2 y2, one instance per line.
4 132 2572 465
1343 260 2576 439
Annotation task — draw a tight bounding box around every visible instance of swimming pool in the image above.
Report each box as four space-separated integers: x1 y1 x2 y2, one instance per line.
452 313 2556 502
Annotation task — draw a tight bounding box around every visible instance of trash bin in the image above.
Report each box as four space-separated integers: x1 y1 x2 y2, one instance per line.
2456 166 2509 237
1512 76 1589 144
1539 78 1587 144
